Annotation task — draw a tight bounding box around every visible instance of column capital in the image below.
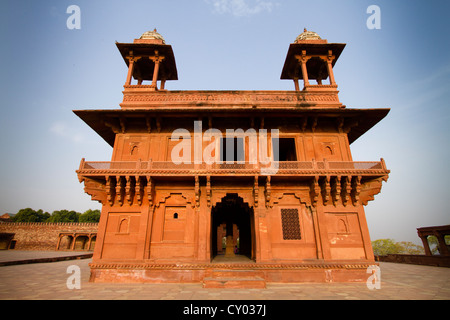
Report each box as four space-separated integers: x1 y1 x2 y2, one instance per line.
149 50 165 63
295 51 311 63
327 49 335 62
125 55 142 63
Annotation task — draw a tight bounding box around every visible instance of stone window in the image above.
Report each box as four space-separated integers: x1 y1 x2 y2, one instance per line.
281 208 301 240
220 137 244 162
273 138 297 161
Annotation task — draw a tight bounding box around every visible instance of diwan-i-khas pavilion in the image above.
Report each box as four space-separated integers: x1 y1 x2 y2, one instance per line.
75 29 390 287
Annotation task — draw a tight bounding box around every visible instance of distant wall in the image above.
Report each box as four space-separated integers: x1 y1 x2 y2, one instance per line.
0 223 98 251
376 254 450 268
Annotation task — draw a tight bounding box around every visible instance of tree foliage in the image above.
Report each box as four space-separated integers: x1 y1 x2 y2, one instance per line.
10 208 100 223
79 209 101 223
47 210 80 223
372 238 424 256
12 208 50 222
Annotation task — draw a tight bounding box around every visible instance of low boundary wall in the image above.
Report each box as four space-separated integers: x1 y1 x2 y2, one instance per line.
376 254 450 268
0 223 98 251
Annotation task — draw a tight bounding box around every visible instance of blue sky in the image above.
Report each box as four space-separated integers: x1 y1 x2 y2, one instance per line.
0 0 449 245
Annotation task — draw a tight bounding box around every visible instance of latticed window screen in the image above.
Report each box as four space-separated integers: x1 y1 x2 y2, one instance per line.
281 208 301 240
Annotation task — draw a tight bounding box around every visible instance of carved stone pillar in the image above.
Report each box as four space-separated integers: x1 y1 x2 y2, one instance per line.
125 56 140 85
150 52 165 89
225 235 235 257
300 51 310 87
326 50 336 85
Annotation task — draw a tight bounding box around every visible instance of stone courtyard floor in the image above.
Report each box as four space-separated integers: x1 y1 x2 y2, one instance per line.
0 251 449 300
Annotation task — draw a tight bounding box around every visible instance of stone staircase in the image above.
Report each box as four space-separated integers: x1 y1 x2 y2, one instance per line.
202 269 266 289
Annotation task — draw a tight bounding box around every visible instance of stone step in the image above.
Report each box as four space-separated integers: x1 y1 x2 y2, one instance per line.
202 276 266 289
209 269 265 279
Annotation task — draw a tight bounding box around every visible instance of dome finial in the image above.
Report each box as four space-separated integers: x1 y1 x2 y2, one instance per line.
138 29 166 44
295 29 323 43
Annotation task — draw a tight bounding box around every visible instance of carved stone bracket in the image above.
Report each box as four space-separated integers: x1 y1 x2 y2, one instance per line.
341 176 352 207
82 177 107 204
321 175 331 206
135 176 142 205
360 176 388 206
310 176 320 207
331 175 341 206
116 176 124 206
106 176 115 206
125 176 134 205
351 175 362 205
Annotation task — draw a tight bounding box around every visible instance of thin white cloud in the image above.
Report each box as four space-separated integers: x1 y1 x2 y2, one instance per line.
206 0 277 17
49 121 84 143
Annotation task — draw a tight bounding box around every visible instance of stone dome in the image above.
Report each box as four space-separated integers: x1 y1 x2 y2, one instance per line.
294 28 322 42
140 29 165 44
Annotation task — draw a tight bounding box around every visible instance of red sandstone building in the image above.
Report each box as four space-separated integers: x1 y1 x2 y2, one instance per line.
75 29 390 286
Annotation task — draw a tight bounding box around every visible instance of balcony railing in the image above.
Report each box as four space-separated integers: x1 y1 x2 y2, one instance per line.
119 89 342 108
78 159 388 176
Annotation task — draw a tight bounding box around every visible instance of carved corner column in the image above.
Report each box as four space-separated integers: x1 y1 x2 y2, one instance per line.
314 204 331 260
143 176 155 260
309 205 324 259
91 205 110 262
355 204 376 261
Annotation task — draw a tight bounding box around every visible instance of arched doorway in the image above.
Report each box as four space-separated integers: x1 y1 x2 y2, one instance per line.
211 193 255 261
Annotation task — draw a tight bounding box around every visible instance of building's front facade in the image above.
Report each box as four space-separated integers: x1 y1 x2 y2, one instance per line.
75 29 390 286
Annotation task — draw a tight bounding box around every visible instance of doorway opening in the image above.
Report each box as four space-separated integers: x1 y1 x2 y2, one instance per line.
211 193 255 262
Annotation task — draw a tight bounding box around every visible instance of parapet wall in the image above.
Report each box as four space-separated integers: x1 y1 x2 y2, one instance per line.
376 254 450 268
0 223 98 250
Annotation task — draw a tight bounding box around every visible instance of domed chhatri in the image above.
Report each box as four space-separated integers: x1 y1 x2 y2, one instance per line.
140 29 165 43
294 28 326 43
134 28 166 44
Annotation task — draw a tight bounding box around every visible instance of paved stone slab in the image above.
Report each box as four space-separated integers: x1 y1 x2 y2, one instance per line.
0 250 92 266
0 254 449 300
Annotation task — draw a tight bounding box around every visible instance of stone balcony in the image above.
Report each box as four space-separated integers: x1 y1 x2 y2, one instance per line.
77 159 388 178
76 159 389 207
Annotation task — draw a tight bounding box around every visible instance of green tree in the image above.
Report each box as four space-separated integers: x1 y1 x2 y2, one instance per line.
12 208 50 222
372 239 425 256
372 239 403 256
397 241 424 255
47 210 80 222
79 209 100 223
